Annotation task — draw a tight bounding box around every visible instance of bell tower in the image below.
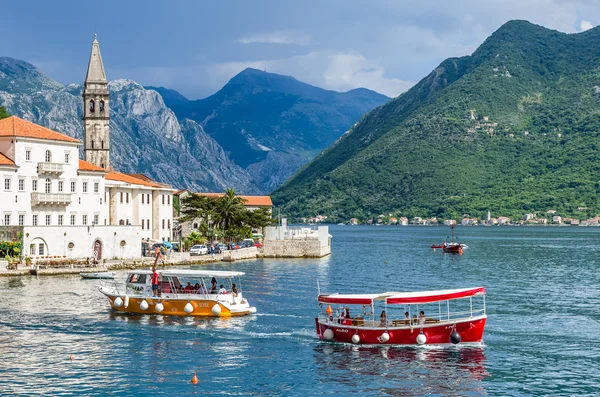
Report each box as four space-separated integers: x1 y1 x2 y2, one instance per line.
83 34 110 169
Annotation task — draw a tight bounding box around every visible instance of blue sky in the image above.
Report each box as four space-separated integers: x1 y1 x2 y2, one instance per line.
0 0 598 99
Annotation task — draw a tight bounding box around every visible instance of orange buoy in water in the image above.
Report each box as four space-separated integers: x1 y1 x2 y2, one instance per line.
326 305 333 315
191 373 199 384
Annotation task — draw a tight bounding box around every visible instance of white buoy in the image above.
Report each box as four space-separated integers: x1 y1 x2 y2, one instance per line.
249 307 257 314
113 296 123 308
155 302 164 313
323 328 334 340
184 302 194 314
416 333 427 345
352 334 361 344
211 304 222 316
140 300 149 311
380 332 390 343
124 295 130 309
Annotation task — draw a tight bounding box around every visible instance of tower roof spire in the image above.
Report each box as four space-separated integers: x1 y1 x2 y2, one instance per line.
85 34 107 83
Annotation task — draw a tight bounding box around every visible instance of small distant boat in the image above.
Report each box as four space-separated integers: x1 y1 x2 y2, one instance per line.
81 271 116 279
442 224 463 254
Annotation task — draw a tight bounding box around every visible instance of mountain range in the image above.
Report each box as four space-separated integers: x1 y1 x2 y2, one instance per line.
273 20 600 222
0 60 388 194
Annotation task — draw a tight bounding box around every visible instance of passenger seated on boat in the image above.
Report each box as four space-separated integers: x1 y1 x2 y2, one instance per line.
210 278 218 294
413 315 418 325
404 312 410 325
231 283 238 297
419 311 426 326
218 285 227 294
184 282 194 293
194 283 201 293
379 310 388 327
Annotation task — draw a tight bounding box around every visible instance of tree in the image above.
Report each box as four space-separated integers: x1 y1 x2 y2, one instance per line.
0 107 9 120
214 189 247 231
183 231 205 250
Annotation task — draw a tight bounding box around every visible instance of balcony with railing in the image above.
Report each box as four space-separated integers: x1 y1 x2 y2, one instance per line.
31 192 72 206
38 162 64 174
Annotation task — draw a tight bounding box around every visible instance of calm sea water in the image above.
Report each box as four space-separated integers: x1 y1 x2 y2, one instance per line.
1 225 599 396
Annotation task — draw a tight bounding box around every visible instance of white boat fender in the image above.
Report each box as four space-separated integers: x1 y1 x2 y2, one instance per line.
379 331 390 343
450 331 461 344
155 302 164 313
323 328 334 341
249 306 257 314
140 300 149 311
352 334 361 344
416 332 427 345
124 295 130 309
113 296 123 308
184 302 194 314
211 304 222 316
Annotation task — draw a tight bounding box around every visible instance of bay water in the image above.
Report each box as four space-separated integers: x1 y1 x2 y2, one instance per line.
0 225 599 396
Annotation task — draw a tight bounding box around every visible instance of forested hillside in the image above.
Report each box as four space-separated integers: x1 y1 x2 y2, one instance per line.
273 20 600 222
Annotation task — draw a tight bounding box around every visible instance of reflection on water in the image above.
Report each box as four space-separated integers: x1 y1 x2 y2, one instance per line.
314 344 488 396
2 226 600 395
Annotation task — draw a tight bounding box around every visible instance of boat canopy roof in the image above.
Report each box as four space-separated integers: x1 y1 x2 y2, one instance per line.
385 287 485 305
126 269 245 278
318 287 485 305
318 293 394 305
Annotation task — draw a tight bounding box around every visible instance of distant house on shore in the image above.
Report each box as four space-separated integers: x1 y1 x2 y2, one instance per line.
349 218 358 225
399 217 408 226
552 216 562 224
388 217 398 225
497 216 511 225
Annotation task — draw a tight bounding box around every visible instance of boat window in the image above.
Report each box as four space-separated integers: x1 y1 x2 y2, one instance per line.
128 274 147 284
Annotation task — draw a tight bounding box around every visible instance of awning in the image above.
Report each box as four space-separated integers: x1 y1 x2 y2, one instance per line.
318 293 389 305
385 287 485 305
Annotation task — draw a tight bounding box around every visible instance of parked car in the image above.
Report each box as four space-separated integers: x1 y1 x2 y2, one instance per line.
215 243 228 253
189 244 208 256
254 242 263 248
230 242 241 250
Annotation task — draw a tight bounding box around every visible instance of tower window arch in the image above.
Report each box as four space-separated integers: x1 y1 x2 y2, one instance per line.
90 100 95 113
101 140 104 149
45 178 51 194
91 140 95 149
44 150 52 163
99 100 105 112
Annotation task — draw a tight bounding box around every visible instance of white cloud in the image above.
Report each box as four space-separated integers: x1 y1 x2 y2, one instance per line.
234 31 311 45
210 51 413 98
580 19 594 31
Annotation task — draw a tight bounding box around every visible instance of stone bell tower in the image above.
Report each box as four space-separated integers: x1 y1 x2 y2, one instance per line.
83 34 110 169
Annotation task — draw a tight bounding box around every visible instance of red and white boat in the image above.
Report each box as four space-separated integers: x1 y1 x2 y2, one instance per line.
315 287 486 345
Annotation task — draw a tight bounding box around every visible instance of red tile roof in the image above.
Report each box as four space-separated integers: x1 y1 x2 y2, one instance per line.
195 192 273 207
0 152 15 166
106 171 164 188
78 159 106 172
0 116 80 143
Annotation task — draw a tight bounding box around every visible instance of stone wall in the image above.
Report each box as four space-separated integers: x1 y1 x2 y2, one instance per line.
222 247 258 262
261 239 330 258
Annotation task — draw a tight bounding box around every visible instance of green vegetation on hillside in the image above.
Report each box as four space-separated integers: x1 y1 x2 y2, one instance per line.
273 20 600 222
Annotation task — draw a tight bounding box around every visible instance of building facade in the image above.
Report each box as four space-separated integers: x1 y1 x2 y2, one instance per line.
0 35 174 261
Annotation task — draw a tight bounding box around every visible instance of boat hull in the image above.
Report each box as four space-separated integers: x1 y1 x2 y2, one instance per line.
443 244 463 254
100 290 252 317
316 316 486 345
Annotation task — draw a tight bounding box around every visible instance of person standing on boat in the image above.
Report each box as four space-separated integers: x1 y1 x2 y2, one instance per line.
210 277 218 294
151 270 159 297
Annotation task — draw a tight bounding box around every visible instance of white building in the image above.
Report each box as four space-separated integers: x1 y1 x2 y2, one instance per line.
0 35 174 261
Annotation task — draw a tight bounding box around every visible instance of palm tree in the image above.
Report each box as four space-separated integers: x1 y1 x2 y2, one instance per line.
214 189 247 234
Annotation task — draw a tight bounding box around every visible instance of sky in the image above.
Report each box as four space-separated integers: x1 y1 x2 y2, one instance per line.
0 0 598 99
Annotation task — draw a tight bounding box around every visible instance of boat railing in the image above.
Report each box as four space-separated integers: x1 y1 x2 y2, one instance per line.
318 308 485 328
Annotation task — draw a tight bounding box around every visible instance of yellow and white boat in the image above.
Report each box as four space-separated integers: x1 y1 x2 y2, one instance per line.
98 269 257 317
